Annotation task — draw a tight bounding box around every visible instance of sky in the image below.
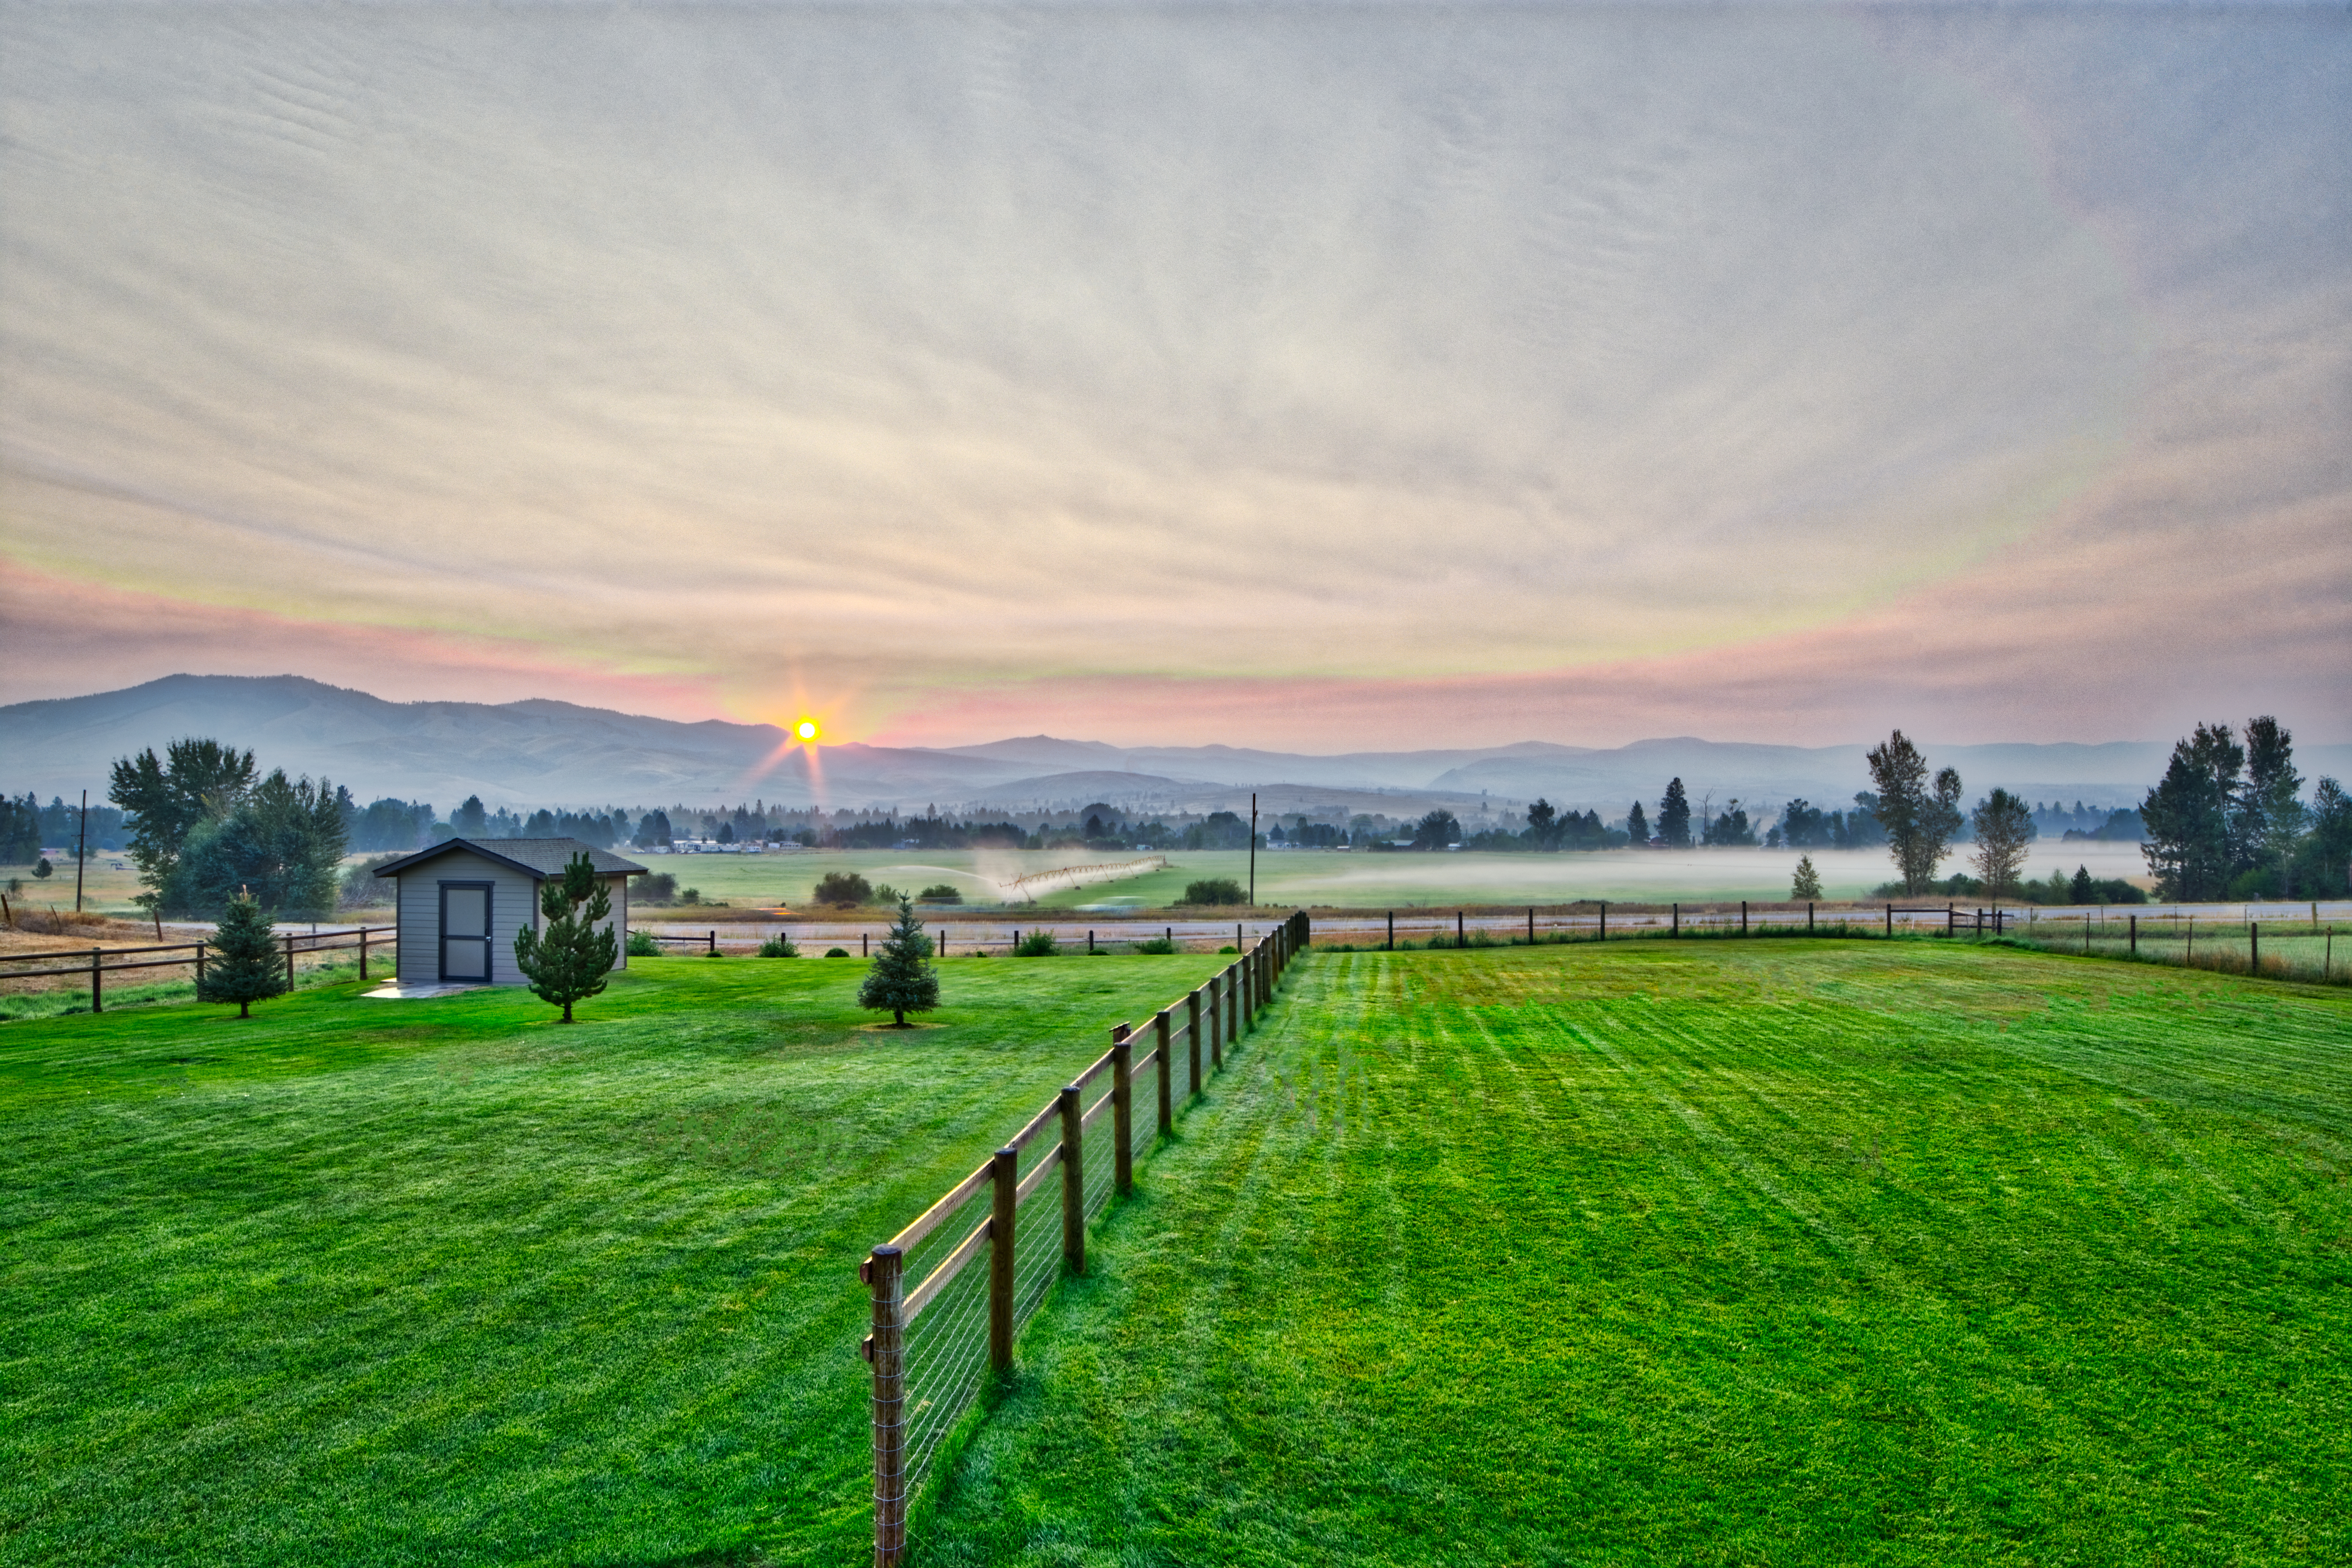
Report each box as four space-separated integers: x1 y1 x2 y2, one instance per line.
2 2 2346 751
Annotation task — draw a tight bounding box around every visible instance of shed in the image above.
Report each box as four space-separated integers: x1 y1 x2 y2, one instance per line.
371 837 646 987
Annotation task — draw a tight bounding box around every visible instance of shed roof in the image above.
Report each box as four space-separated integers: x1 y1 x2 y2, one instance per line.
370 837 649 880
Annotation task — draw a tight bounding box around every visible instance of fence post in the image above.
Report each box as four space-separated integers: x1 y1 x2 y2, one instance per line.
989 1147 1018 1373
1155 1011 1173 1137
285 933 296 991
2250 920 2259 974
1387 911 1394 950
1059 1085 1084 1274
862 1245 907 1568
196 938 205 992
360 926 368 981
91 947 103 1013
1240 953 1254 1030
1187 990 1203 1096
1741 900 1748 936
1808 902 1815 933
1671 902 1679 937
2130 914 2137 956
1884 906 1892 938
1112 1038 1134 1196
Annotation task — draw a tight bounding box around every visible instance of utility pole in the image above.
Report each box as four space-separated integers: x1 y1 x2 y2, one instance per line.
1249 792 1257 906
74 790 88 913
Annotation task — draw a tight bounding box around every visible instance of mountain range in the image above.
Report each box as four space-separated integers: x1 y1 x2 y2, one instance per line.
7 675 2340 823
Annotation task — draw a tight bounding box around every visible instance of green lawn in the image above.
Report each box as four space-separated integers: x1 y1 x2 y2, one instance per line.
0 951 1223 1567
919 941 2352 1565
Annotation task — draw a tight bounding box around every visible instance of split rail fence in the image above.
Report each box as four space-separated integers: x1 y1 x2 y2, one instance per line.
858 909 1309 1566
0 925 392 1012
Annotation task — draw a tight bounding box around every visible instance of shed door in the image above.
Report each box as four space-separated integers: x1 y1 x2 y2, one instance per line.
440 882 492 982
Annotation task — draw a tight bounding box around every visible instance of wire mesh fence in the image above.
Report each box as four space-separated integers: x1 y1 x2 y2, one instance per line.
859 913 1307 1565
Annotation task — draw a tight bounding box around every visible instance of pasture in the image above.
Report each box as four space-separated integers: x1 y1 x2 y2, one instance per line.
8 936 2347 1566
921 941 2352 1565
0 950 1224 1566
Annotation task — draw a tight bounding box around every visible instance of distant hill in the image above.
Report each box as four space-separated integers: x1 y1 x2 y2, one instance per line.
7 674 2339 819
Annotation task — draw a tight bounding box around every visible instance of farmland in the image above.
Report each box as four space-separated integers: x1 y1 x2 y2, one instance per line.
920 941 2352 1565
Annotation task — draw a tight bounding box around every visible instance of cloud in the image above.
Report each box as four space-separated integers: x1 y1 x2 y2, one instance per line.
0 4 2342 743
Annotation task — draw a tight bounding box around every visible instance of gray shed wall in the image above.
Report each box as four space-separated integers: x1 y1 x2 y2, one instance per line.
391 852 632 986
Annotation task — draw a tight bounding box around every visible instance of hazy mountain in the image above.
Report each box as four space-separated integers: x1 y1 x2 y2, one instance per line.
6 675 2339 820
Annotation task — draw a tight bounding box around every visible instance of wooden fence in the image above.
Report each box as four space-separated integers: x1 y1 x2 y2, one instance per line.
0 926 392 1012
859 909 1308 1566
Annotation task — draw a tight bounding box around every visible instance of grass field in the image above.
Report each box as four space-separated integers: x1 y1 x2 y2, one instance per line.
919 940 2352 1565
0 950 1223 1566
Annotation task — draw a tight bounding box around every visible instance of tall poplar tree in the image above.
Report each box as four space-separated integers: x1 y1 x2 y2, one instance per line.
1866 731 1963 894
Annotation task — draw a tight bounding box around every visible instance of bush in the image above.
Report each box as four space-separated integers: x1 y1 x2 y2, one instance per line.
917 883 964 904
626 929 661 957
825 947 851 958
1134 936 1178 955
1177 878 1247 906
1218 944 1238 954
758 935 799 958
1014 931 1060 957
813 871 871 907
871 884 905 907
632 871 677 904
338 854 402 909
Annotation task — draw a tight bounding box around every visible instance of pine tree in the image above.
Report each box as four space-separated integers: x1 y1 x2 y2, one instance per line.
514 852 618 1023
1626 802 1650 846
1657 779 1692 849
860 895 939 1027
1791 855 1823 901
202 889 287 1018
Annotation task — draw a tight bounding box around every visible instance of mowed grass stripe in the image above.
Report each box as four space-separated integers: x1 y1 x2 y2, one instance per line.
920 940 2352 1566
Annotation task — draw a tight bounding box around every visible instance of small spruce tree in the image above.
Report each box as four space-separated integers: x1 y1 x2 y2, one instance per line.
860 895 939 1027
33 857 52 880
1792 855 1823 901
2070 864 2095 904
202 889 287 1018
514 852 618 1023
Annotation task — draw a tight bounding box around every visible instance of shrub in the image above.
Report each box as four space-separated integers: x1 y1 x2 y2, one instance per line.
1177 878 1247 906
758 935 799 958
1014 931 1060 957
1218 944 1238 954
871 884 905 907
626 929 661 957
825 947 851 958
679 887 704 906
813 871 872 907
1134 936 1178 955
632 871 678 904
917 884 963 904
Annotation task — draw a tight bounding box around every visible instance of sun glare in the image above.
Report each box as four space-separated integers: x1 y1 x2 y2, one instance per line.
797 719 820 742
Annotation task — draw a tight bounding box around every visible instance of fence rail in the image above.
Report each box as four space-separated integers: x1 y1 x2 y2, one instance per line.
0 926 392 1012
860 909 1306 1566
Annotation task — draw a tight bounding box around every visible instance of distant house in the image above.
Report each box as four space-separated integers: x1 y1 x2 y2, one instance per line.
372 837 646 987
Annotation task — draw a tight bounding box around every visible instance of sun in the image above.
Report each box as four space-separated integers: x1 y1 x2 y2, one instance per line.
796 719 820 742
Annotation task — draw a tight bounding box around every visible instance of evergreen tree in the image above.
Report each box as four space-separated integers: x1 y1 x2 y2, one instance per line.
514 852 619 1023
2239 716 2305 875
1791 855 1822 900
1526 798 1560 850
33 857 52 880
2140 723 2242 901
1657 779 1692 849
2070 864 2095 904
202 889 287 1018
1626 802 1650 845
859 895 939 1027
